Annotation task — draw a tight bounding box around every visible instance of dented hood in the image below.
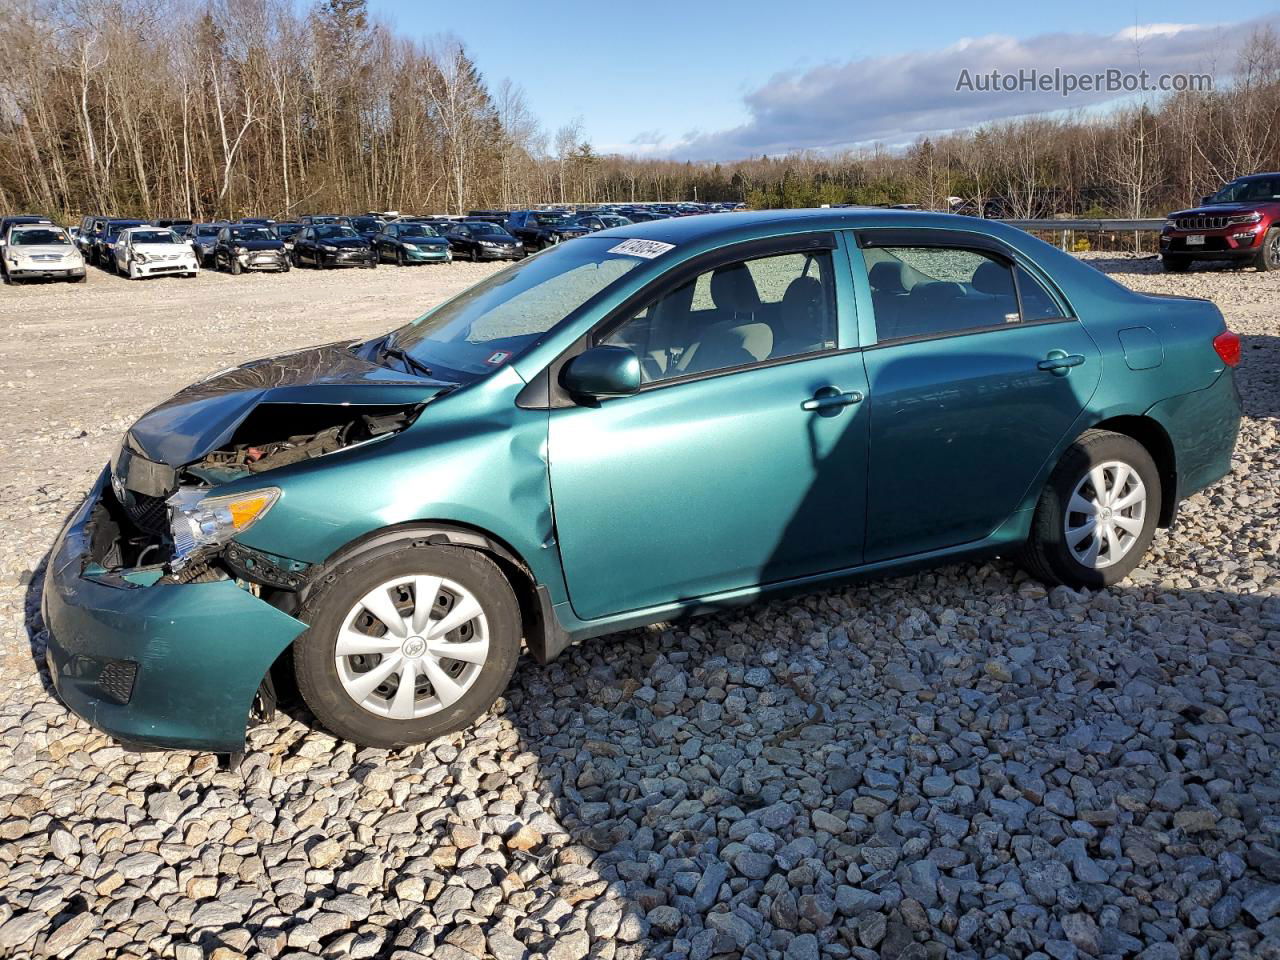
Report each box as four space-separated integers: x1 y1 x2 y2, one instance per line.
125 342 452 467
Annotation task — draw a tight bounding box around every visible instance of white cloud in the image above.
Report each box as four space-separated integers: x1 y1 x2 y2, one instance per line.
656 16 1276 161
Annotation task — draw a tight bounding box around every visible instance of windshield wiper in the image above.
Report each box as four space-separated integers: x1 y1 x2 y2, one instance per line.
378 340 435 379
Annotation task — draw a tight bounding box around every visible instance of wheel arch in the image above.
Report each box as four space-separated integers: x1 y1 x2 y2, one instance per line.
295 519 563 665
1087 415 1178 526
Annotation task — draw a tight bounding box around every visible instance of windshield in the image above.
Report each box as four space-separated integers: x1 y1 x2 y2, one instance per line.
130 230 178 244
600 216 631 227
353 218 383 231
107 222 145 237
275 224 302 237
196 225 221 236
229 226 275 241
1211 177 1280 203
396 224 438 238
390 238 646 379
315 225 358 240
530 214 571 227
11 228 69 245
473 224 512 237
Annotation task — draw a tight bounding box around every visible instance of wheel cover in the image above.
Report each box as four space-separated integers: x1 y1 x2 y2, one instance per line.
1269 233 1280 267
334 574 490 720
1064 459 1147 570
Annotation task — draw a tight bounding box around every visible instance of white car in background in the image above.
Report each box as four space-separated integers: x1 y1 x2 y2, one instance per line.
1 224 86 284
112 226 199 279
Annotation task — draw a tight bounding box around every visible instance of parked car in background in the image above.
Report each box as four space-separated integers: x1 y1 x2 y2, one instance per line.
350 216 385 245
2 223 85 283
273 222 304 251
237 217 276 226
571 212 633 232
505 210 589 250
78 217 111 258
1161 171 1280 272
465 210 508 225
153 218 193 230
446 221 524 261
215 224 289 274
0 215 54 255
46 208 1241 754
93 219 147 268
372 221 452 266
188 223 224 265
112 226 199 280
291 223 377 269
300 214 350 227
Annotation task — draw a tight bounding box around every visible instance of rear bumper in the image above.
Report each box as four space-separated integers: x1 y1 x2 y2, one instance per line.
1146 368 1241 504
43 468 307 753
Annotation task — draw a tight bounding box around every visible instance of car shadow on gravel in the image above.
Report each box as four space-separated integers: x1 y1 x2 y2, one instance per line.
493 565 1280 958
1084 256 1265 277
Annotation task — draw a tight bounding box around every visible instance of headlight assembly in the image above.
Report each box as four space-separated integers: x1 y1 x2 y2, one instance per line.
321 244 338 252
168 487 280 565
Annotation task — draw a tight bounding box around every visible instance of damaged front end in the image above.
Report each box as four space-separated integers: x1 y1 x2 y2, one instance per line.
107 402 422 590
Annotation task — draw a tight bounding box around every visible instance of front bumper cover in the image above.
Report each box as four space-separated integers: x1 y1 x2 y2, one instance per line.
42 468 307 752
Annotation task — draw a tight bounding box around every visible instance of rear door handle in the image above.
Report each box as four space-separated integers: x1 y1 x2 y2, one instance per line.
802 387 863 411
1038 351 1086 375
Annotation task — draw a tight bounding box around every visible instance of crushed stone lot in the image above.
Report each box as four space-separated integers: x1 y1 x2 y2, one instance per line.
0 254 1278 960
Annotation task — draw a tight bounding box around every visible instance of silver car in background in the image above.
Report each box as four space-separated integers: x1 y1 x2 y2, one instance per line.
1 223 86 284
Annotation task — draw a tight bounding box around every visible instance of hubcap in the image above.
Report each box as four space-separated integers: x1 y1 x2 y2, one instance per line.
1064 460 1147 570
334 575 490 720
1269 234 1280 267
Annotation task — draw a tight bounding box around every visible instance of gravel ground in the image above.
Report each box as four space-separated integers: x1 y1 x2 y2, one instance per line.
0 254 1277 960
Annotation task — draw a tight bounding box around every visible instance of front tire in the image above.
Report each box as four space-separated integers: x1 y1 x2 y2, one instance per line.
1254 227 1280 272
1161 255 1190 273
294 542 521 748
1020 430 1161 588
230 257 242 275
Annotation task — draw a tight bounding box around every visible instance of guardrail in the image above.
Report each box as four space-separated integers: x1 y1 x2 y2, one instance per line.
999 218 1165 232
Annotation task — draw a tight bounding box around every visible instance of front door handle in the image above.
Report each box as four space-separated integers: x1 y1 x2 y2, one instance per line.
802 387 863 412
1038 350 1086 375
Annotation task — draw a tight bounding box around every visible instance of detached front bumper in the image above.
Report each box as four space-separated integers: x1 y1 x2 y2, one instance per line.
477 247 523 260
404 246 451 263
136 260 198 276
42 469 306 753
320 250 376 267
237 251 288 271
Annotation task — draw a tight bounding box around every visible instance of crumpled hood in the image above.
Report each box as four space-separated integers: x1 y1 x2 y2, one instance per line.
132 243 196 257
124 342 452 467
228 239 284 252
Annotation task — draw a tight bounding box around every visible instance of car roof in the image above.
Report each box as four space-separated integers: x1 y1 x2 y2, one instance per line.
589 207 1029 245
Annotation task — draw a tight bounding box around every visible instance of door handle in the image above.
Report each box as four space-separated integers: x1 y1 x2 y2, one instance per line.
1038 351 1086 375
802 387 863 412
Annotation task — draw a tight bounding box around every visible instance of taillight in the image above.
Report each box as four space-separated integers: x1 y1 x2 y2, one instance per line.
1213 330 1241 367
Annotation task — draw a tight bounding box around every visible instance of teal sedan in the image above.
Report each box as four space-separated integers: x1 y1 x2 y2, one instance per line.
44 209 1242 753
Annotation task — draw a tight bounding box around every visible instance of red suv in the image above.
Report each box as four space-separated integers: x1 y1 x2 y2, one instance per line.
1161 172 1280 273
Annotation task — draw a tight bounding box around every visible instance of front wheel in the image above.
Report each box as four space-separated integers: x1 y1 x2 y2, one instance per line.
1161 255 1190 273
1020 430 1161 588
396 248 405 267
1254 227 1280 272
229 257 242 275
293 542 521 748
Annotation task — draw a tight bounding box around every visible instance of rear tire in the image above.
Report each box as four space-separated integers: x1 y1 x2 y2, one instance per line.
1254 227 1280 272
294 541 521 749
1161 255 1190 273
1019 430 1161 588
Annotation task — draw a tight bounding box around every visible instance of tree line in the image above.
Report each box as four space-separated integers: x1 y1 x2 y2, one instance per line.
1 1 1278 221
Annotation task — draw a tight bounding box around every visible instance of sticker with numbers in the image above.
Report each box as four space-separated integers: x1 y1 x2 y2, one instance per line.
485 350 513 365
607 239 676 259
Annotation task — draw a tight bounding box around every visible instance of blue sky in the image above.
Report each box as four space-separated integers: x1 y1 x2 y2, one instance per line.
368 0 1280 159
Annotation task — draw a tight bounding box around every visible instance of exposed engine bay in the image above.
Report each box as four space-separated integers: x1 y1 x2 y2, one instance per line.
95 402 422 587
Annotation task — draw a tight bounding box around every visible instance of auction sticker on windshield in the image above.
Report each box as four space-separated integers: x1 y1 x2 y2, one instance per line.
608 239 675 259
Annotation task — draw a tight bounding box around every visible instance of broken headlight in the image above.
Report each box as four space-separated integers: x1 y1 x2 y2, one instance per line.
168 487 280 564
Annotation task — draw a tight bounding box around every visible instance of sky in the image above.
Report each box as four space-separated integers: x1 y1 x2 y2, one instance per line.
367 0 1280 161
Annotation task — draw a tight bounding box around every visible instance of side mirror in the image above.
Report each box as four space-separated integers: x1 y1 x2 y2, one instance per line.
561 345 641 400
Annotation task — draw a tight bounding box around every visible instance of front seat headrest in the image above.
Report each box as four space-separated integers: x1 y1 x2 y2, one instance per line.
710 263 762 314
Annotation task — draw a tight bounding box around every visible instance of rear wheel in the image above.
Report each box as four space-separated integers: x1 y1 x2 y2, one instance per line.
294 542 521 748
1254 227 1280 272
1020 430 1161 588
1161 255 1190 273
